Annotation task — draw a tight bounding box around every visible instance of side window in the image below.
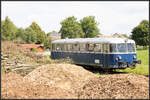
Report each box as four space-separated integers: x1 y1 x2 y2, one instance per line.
104 44 109 53
87 44 94 52
66 44 69 51
63 44 66 51
80 44 86 52
73 44 79 51
67 44 72 51
60 44 64 51
61 44 64 51
70 44 73 51
128 43 135 52
110 44 117 52
94 44 101 52
56 44 61 51
99 44 102 52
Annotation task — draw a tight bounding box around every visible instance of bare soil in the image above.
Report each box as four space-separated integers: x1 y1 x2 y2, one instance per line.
1 64 149 99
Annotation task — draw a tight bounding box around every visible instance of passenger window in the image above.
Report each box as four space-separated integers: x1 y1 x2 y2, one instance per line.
107 44 110 53
60 44 65 51
73 44 79 51
63 44 66 51
70 44 73 51
110 44 117 52
61 44 65 51
104 44 109 53
94 44 101 52
80 44 86 52
103 44 109 53
88 44 94 52
67 44 72 51
56 44 61 51
66 44 69 51
99 44 102 52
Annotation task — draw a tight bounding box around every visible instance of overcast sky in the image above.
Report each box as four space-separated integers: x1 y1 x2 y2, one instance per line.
2 1 149 36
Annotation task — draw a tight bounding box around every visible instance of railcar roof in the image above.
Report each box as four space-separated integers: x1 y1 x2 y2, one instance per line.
52 38 135 44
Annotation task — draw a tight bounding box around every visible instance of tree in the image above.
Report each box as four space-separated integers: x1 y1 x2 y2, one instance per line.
16 28 25 39
29 22 46 44
44 38 52 50
59 16 84 39
1 16 17 40
80 16 100 38
24 27 37 44
47 32 51 37
28 22 47 44
1 20 6 40
131 20 149 47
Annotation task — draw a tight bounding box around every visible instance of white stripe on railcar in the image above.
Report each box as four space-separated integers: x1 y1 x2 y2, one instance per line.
52 38 135 44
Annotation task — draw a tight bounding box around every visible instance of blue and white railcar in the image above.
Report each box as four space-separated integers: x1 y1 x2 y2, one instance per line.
51 38 141 69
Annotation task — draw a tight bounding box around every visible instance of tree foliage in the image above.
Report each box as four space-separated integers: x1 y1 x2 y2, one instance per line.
80 16 100 38
47 32 51 37
24 27 37 43
1 17 48 45
131 20 149 46
28 22 47 44
16 28 25 39
59 16 84 39
44 38 52 49
1 16 17 40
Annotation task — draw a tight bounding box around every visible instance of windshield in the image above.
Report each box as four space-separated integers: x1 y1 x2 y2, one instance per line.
128 43 136 52
110 44 117 52
117 43 127 52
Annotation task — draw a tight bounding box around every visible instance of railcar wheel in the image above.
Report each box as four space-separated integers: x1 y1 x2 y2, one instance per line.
83 65 94 70
98 68 114 74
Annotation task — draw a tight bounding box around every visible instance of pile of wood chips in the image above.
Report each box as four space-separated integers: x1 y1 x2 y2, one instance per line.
1 64 149 99
78 74 149 99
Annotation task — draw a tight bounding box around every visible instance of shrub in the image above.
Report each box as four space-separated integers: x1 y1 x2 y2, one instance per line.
31 48 38 52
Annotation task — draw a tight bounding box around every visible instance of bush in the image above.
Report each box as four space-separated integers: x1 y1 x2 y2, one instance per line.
31 48 38 52
13 38 26 44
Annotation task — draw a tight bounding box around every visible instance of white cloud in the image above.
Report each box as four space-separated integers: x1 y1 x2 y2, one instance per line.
2 1 149 35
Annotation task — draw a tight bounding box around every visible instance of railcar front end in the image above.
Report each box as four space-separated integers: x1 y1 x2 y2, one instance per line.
100 43 141 69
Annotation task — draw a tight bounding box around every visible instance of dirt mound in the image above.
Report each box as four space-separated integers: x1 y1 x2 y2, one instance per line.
78 74 149 99
24 64 97 91
2 65 149 99
1 72 77 99
2 64 96 99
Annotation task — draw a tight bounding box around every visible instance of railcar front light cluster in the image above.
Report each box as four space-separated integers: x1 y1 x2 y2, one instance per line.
115 58 118 61
118 56 122 60
133 55 136 59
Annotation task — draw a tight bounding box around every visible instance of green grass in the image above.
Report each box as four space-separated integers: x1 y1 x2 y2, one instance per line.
118 49 149 75
137 49 149 65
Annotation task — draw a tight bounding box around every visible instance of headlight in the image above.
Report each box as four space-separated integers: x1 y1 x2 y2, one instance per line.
133 55 136 59
115 58 118 61
118 56 122 60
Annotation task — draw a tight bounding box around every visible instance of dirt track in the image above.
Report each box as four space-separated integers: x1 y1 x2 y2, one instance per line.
1 64 149 99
